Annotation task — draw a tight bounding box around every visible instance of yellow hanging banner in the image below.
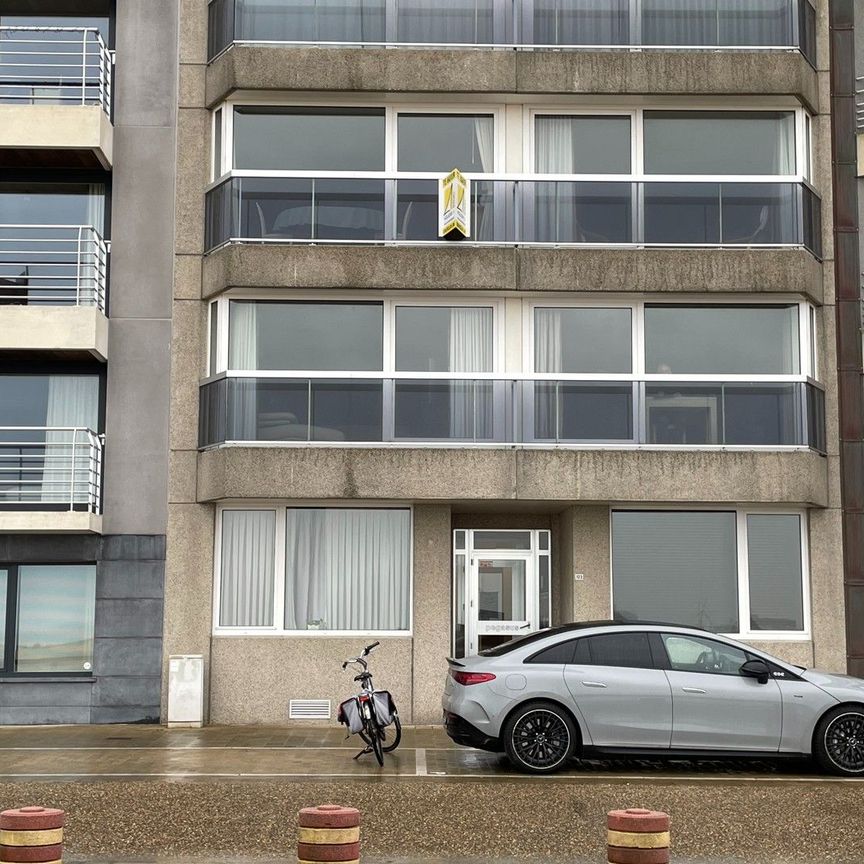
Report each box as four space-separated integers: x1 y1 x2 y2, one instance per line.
439 168 471 239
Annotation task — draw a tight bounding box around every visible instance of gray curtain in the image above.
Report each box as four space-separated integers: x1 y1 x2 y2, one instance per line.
219 510 276 626
533 0 629 46
397 0 493 44
534 308 563 439
237 0 384 43
284 508 410 631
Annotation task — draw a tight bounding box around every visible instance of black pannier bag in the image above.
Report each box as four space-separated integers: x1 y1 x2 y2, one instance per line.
372 690 397 727
337 696 364 734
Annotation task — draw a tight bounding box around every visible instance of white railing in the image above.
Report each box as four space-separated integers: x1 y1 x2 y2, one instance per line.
0 27 113 113
0 427 103 513
0 225 109 312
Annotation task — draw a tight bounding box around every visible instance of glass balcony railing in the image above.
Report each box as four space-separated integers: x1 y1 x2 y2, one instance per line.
0 27 114 113
0 225 109 311
0 427 104 512
205 176 822 258
208 0 817 66
199 376 826 452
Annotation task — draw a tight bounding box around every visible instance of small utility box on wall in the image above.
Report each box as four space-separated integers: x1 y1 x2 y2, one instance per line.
167 654 204 727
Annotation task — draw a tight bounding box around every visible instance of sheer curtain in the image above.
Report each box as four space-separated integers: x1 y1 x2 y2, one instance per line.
449 307 492 439
472 117 495 238
228 301 259 440
535 117 574 242
533 0 629 46
284 508 410 631
774 113 796 175
534 309 563 439
721 0 791 46
42 376 98 504
219 510 276 626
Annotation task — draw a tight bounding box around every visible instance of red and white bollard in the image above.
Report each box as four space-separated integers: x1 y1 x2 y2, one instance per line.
0 807 65 864
607 808 671 864
297 805 360 864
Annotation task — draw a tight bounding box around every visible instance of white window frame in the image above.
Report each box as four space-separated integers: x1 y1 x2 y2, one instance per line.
609 505 812 642
524 296 818 382
208 294 505 379
213 503 414 637
217 100 506 181
527 105 812 183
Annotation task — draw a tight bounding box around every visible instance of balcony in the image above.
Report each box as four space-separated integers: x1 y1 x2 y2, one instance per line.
207 0 816 64
0 27 114 168
0 426 104 533
199 376 826 452
205 176 823 259
0 225 109 357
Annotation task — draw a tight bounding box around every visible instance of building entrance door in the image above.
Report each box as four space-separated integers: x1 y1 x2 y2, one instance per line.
452 529 551 657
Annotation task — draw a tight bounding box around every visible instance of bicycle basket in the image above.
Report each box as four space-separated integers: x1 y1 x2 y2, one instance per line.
372 690 396 727
337 697 364 734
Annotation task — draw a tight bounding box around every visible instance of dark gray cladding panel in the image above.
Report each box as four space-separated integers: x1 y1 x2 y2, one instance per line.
100 535 166 562
1 534 101 562
93 638 163 677
94 599 164 639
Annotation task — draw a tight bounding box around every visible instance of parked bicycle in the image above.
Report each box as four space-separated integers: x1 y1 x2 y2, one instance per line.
337 641 402 766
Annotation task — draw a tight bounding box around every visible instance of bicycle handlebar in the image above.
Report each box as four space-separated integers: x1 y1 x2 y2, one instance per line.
342 642 381 671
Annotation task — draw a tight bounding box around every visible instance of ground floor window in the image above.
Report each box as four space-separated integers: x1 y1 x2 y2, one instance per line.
0 564 96 674
216 507 412 634
611 510 807 638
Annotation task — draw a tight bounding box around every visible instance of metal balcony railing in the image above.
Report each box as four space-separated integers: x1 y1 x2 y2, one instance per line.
199 376 826 452
0 427 104 513
208 0 817 66
0 225 109 312
205 176 823 258
0 27 114 113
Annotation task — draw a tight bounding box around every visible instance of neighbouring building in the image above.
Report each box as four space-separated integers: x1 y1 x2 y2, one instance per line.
0 2 175 723
2 0 862 728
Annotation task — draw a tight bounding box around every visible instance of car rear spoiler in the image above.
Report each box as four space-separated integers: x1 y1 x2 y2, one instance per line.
446 657 465 668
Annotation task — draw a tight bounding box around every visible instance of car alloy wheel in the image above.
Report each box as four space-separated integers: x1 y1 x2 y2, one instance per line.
510 708 571 771
823 712 864 773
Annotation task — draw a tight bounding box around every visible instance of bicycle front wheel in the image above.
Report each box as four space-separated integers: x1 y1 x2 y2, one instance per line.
381 713 402 753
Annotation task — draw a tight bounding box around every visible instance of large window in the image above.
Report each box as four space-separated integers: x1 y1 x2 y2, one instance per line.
612 510 807 638
0 374 100 430
216 507 412 633
0 564 97 674
397 114 495 174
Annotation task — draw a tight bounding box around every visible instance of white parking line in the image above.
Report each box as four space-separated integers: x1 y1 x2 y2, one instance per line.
415 748 428 776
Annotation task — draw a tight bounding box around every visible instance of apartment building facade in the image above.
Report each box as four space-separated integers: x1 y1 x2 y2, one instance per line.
1 0 860 729
159 0 863 727
0 1 175 723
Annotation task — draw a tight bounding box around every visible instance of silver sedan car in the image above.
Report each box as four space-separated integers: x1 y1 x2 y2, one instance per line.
442 621 864 775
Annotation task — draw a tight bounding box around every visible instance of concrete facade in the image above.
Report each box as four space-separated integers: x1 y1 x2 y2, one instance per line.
0 307 109 360
159 0 856 728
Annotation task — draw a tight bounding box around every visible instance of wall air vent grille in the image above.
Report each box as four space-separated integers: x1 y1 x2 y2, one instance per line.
289 699 331 720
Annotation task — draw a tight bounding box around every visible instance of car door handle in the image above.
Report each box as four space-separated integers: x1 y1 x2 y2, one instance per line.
581 681 607 688
682 687 707 694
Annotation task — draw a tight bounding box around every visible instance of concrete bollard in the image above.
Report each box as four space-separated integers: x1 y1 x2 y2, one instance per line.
607 808 670 864
0 807 65 864
297 805 360 864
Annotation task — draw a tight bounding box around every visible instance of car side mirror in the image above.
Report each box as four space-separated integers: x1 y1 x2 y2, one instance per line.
739 659 771 685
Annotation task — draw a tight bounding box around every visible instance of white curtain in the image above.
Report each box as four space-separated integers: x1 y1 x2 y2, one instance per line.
473 117 494 173
471 116 495 239
42 376 98 504
449 307 492 439
220 510 276 626
228 301 259 440
284 508 410 631
774 113 796 175
535 117 575 243
534 309 563 439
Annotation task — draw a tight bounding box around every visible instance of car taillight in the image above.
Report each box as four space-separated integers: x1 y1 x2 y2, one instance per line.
450 669 496 686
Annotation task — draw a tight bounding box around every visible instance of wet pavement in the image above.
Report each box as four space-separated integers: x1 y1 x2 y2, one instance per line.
0 725 860 863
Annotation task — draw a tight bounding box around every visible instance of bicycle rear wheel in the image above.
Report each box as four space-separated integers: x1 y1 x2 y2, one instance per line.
367 714 384 766
381 714 402 753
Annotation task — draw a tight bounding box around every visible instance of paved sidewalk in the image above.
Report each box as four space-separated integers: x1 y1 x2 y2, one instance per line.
0 725 860 863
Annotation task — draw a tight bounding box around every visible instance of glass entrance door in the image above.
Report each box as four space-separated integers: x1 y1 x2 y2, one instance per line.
453 529 551 657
